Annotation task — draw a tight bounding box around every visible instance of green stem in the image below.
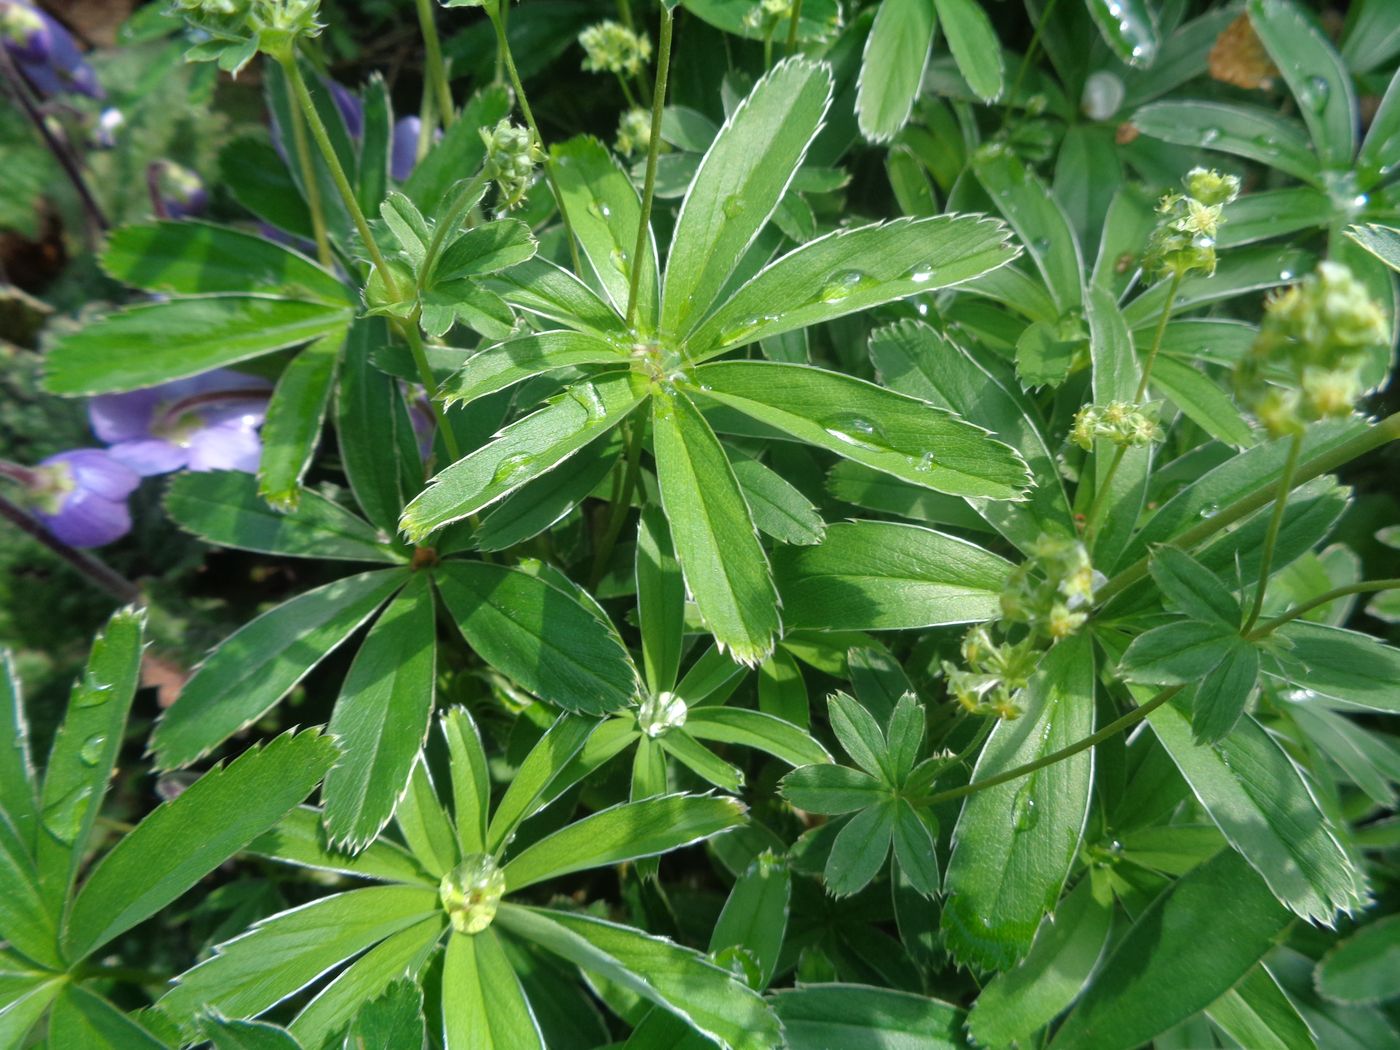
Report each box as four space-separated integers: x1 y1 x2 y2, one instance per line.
0 494 141 604
591 415 648 587
785 0 804 51
488 3 585 276
284 80 334 268
999 0 1060 131
1134 268 1183 402
277 50 461 464
1248 578 1400 640
1094 411 1400 608
616 71 639 109
415 0 456 127
1243 430 1304 631
1081 443 1127 548
625 6 673 331
908 684 1183 809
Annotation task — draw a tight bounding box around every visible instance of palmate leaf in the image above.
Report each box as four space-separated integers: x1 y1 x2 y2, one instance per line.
151 570 408 769
399 372 644 541
855 0 935 142
64 729 339 962
652 388 781 666
692 361 1030 500
686 215 1019 358
43 296 355 395
661 58 833 338
942 634 1095 970
322 574 437 849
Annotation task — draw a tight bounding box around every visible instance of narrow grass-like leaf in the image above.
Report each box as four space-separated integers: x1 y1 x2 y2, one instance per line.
684 707 831 766
400 373 643 541
712 852 790 988
65 729 339 961
441 708 490 856
637 505 686 696
43 296 353 395
933 0 1003 100
693 362 1030 500
856 0 935 141
0 652 37 851
687 215 1018 357
436 562 638 715
663 58 833 337
1129 101 1318 184
503 794 745 889
942 635 1095 969
48 985 167 1048
487 715 599 852
652 388 780 666
151 570 406 769
1248 0 1356 167
771 984 966 1050
322 575 437 849
247 806 433 886
1207 964 1319 1050
1150 355 1257 449
442 930 545 1050
774 520 1011 631
257 333 340 509
442 331 627 408
974 145 1083 310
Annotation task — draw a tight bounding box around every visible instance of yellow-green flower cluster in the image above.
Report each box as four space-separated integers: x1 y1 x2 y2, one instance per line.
480 118 542 211
942 534 1099 719
172 0 322 65
743 0 795 30
1069 400 1164 451
1236 261 1389 436
1144 167 1240 279
578 20 651 77
615 107 653 157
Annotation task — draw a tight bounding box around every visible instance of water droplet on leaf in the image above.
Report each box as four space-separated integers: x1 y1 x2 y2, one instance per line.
818 270 866 304
43 785 94 844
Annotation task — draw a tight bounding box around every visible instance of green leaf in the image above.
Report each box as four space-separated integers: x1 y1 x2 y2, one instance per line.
968 879 1113 1047
1149 547 1242 626
489 257 627 338
43 296 353 395
728 451 826 546
933 0 1004 101
357 75 391 214
891 799 939 896
848 647 912 723
35 608 144 911
487 715 599 852
337 319 424 535
341 979 427 1050
1316 915 1400 1005
827 691 892 780
687 215 1018 357
442 931 545 1050
756 648 811 727
1268 622 1400 713
942 635 1095 970
856 0 936 140
497 905 782 1050
825 800 895 896
246 806 433 886
440 708 491 856
202 1016 302 1050
434 218 536 283
475 430 623 552
869 318 1072 549
1189 641 1259 744
1359 65 1400 178
1085 0 1158 66
712 852 790 988
0 810 58 968
165 470 398 562
1128 101 1318 184
1345 224 1400 273
322 575 437 849
696 361 1030 500
101 221 350 304
1145 694 1366 922
402 85 511 209
1207 964 1319 1050
436 562 638 715
781 764 886 815
258 333 341 509
151 570 406 769
684 707 831 767
442 331 627 408
159 886 441 1030
771 984 967 1050
1149 354 1258 449
1118 620 1242 685
220 136 313 240
399 373 643 541
1248 0 1356 167
1049 850 1292 1050
0 652 38 853
662 58 832 337
652 388 780 666
48 985 167 1049
551 136 659 323
65 729 338 961
886 693 924 783
774 520 1012 630
0 973 62 1049
504 794 746 890
637 505 686 697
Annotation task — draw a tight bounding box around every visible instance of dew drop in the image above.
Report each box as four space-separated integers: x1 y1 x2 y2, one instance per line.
1032 237 1051 254
1013 785 1039 832
911 450 937 473
906 264 936 284
569 382 608 421
72 673 113 708
720 316 765 345
491 452 536 486
43 785 95 844
818 270 866 304
609 247 630 276
1200 126 1222 145
821 413 891 453
78 734 107 767
722 194 746 219
1301 75 1331 114
588 201 612 220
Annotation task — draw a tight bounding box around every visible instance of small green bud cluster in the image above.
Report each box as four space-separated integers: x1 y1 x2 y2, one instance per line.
742 0 794 31
1069 400 1164 451
578 20 651 77
171 0 322 69
942 534 1099 719
614 107 654 157
1144 167 1240 279
479 118 542 211
1236 261 1389 437
440 854 506 934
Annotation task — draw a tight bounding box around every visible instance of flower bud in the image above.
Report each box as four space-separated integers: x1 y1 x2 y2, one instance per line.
578 20 651 77
480 118 542 210
614 107 653 157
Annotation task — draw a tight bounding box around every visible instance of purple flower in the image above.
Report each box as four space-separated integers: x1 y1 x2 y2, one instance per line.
88 369 273 477
27 449 139 547
1 1 103 100
391 117 442 181
149 161 208 220
325 78 364 141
